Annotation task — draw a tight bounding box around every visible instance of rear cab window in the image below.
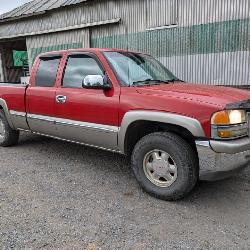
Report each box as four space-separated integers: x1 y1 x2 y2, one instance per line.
35 56 61 87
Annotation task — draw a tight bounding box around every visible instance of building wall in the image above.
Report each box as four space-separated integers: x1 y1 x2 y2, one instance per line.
91 17 250 85
26 29 90 66
0 53 4 82
178 0 249 26
90 0 250 85
0 0 249 85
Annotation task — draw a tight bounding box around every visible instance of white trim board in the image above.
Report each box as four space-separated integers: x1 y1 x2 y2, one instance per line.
0 18 121 40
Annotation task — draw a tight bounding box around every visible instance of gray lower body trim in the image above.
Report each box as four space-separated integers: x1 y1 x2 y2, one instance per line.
9 110 29 130
53 116 119 133
196 140 250 181
26 113 119 151
26 114 118 133
20 129 122 154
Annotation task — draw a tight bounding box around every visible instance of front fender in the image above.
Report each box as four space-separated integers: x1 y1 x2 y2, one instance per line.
118 111 205 153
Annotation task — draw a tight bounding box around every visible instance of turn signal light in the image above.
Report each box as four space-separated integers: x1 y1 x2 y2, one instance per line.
217 130 232 138
212 111 230 125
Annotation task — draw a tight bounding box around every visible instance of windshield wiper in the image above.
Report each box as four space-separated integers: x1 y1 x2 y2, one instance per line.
131 79 181 86
158 79 182 83
131 79 154 86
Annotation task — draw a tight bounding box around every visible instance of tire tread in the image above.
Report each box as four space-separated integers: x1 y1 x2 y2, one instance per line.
0 110 19 147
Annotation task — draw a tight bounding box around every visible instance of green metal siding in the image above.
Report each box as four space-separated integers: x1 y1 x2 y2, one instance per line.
29 43 82 64
91 18 250 58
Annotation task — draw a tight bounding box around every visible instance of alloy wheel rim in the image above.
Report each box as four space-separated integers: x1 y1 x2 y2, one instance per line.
143 149 178 187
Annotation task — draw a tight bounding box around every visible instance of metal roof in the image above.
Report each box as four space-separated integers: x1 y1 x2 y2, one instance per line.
0 0 88 22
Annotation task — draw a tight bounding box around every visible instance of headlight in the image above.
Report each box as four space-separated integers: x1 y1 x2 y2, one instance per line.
211 110 248 139
211 110 246 125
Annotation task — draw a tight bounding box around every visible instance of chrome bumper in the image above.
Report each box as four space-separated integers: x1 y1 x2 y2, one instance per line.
196 139 250 181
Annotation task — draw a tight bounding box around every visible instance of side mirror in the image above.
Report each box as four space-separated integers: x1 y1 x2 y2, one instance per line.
83 75 111 90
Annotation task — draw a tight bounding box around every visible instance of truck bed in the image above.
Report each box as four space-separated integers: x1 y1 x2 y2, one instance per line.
0 82 26 87
0 83 27 116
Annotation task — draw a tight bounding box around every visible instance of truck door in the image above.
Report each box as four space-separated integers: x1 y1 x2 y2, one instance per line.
26 55 62 135
54 52 120 151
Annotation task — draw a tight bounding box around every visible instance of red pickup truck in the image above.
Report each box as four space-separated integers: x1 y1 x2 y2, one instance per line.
0 48 250 200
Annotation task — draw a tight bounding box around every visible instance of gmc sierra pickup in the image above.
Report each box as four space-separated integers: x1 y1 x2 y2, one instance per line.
0 48 250 200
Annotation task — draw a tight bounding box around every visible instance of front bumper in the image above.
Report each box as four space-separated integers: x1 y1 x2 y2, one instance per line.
196 138 250 181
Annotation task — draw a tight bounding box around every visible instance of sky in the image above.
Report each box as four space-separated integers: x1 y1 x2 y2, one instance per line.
0 0 31 15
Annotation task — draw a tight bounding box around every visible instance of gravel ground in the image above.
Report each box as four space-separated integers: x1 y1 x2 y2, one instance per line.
0 133 250 250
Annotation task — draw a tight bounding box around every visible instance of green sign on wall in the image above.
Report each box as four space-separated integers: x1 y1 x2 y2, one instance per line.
12 50 28 67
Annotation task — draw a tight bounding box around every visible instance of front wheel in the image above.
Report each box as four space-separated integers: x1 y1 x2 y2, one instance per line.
0 110 19 147
131 132 198 201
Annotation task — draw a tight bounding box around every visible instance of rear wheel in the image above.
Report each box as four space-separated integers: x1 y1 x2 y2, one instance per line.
0 110 19 147
131 132 198 201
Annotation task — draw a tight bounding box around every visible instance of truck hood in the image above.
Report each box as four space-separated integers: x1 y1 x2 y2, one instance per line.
135 82 250 108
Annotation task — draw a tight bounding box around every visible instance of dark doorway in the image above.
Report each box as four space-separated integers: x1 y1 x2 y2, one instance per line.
0 38 28 83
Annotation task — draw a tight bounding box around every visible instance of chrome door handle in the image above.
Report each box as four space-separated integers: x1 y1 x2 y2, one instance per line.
56 95 67 104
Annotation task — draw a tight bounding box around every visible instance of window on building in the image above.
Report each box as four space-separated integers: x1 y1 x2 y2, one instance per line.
35 57 61 87
63 55 104 88
147 0 178 29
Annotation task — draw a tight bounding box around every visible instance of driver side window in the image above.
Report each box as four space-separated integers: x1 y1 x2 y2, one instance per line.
63 54 104 88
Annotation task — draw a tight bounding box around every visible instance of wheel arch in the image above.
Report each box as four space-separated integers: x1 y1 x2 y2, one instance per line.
0 98 14 128
118 111 205 155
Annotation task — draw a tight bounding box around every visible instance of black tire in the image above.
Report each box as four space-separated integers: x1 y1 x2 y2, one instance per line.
0 110 19 147
131 132 198 201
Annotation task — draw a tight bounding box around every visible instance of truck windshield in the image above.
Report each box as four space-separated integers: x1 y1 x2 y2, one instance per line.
103 51 179 86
